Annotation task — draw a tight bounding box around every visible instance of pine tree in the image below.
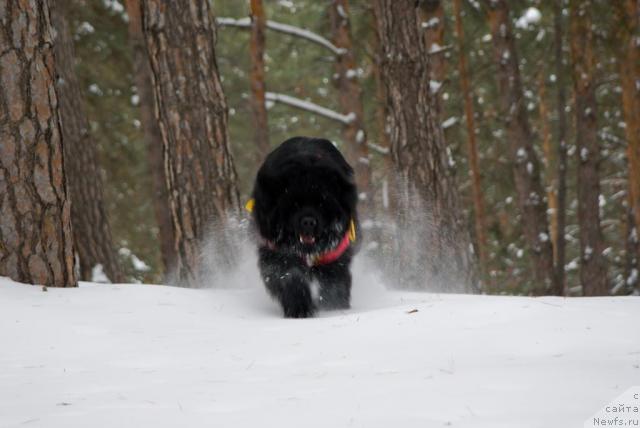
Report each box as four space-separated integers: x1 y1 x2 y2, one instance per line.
372 0 475 291
249 0 270 161
569 0 609 295
124 0 175 276
482 0 555 295
141 0 240 286
52 3 123 283
329 0 372 208
0 0 76 287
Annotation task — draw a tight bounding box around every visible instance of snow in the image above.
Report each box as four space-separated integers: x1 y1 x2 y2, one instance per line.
1 263 638 428
88 83 103 96
103 0 124 14
119 248 150 272
345 69 358 79
76 22 95 35
516 7 542 29
90 264 109 283
421 17 440 29
429 80 442 94
441 116 458 129
580 147 589 161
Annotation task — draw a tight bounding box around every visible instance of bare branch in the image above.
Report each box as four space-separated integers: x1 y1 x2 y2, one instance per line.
265 92 354 124
216 17 347 56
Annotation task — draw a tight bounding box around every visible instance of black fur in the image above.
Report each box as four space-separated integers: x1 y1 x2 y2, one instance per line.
250 137 359 318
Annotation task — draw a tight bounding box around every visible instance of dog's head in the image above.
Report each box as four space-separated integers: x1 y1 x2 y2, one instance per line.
251 137 357 256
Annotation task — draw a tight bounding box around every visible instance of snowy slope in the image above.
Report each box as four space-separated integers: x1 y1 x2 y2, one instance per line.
1 262 639 428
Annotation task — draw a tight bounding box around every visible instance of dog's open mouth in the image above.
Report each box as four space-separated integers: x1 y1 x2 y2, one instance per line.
299 235 316 245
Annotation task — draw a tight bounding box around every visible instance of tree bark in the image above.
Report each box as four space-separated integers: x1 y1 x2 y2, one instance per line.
615 0 640 288
0 0 76 287
373 0 475 291
141 0 241 287
249 0 270 161
482 0 554 295
51 3 123 283
569 0 609 296
453 0 489 285
329 0 372 209
124 0 175 277
552 1 569 296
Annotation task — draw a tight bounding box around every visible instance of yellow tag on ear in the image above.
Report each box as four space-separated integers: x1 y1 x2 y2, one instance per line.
349 219 356 242
245 198 255 213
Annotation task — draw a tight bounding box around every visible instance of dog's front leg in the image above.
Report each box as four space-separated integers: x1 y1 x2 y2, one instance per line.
315 260 352 310
258 248 315 318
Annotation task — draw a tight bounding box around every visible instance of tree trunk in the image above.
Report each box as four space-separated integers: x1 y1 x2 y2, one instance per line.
141 0 241 287
552 1 569 296
329 0 372 209
569 0 609 296
51 3 123 283
124 0 176 277
373 0 475 292
249 0 270 161
0 0 76 287
615 0 640 285
482 0 554 295
453 0 489 286
537 71 558 266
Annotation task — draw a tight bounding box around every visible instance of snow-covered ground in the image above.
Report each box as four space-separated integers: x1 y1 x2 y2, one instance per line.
1 259 639 428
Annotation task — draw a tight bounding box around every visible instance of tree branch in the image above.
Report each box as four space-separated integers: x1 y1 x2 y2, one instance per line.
265 92 354 124
216 17 347 56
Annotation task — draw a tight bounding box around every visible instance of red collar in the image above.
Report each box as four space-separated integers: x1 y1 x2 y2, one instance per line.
305 229 352 266
261 220 356 267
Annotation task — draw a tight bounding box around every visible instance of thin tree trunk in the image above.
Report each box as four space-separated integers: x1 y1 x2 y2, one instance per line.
482 0 554 295
124 0 175 277
553 2 569 296
141 0 241 287
418 0 446 84
625 191 640 292
453 0 489 285
373 0 475 292
538 71 558 265
569 0 609 296
370 6 394 214
51 3 123 283
329 0 372 209
0 0 76 287
615 0 640 284
249 0 270 161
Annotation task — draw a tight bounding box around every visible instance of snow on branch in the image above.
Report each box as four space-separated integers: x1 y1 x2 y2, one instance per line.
367 142 390 155
265 92 355 125
216 17 347 56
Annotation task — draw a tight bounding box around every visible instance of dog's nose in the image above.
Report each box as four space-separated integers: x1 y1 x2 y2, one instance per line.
300 216 317 233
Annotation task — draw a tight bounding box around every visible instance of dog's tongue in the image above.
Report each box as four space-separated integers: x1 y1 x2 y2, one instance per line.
299 235 316 245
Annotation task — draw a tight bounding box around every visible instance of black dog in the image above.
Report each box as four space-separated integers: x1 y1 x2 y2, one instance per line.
248 137 359 318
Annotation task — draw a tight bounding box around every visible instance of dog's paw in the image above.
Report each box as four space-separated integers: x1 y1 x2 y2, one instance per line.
280 274 315 318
